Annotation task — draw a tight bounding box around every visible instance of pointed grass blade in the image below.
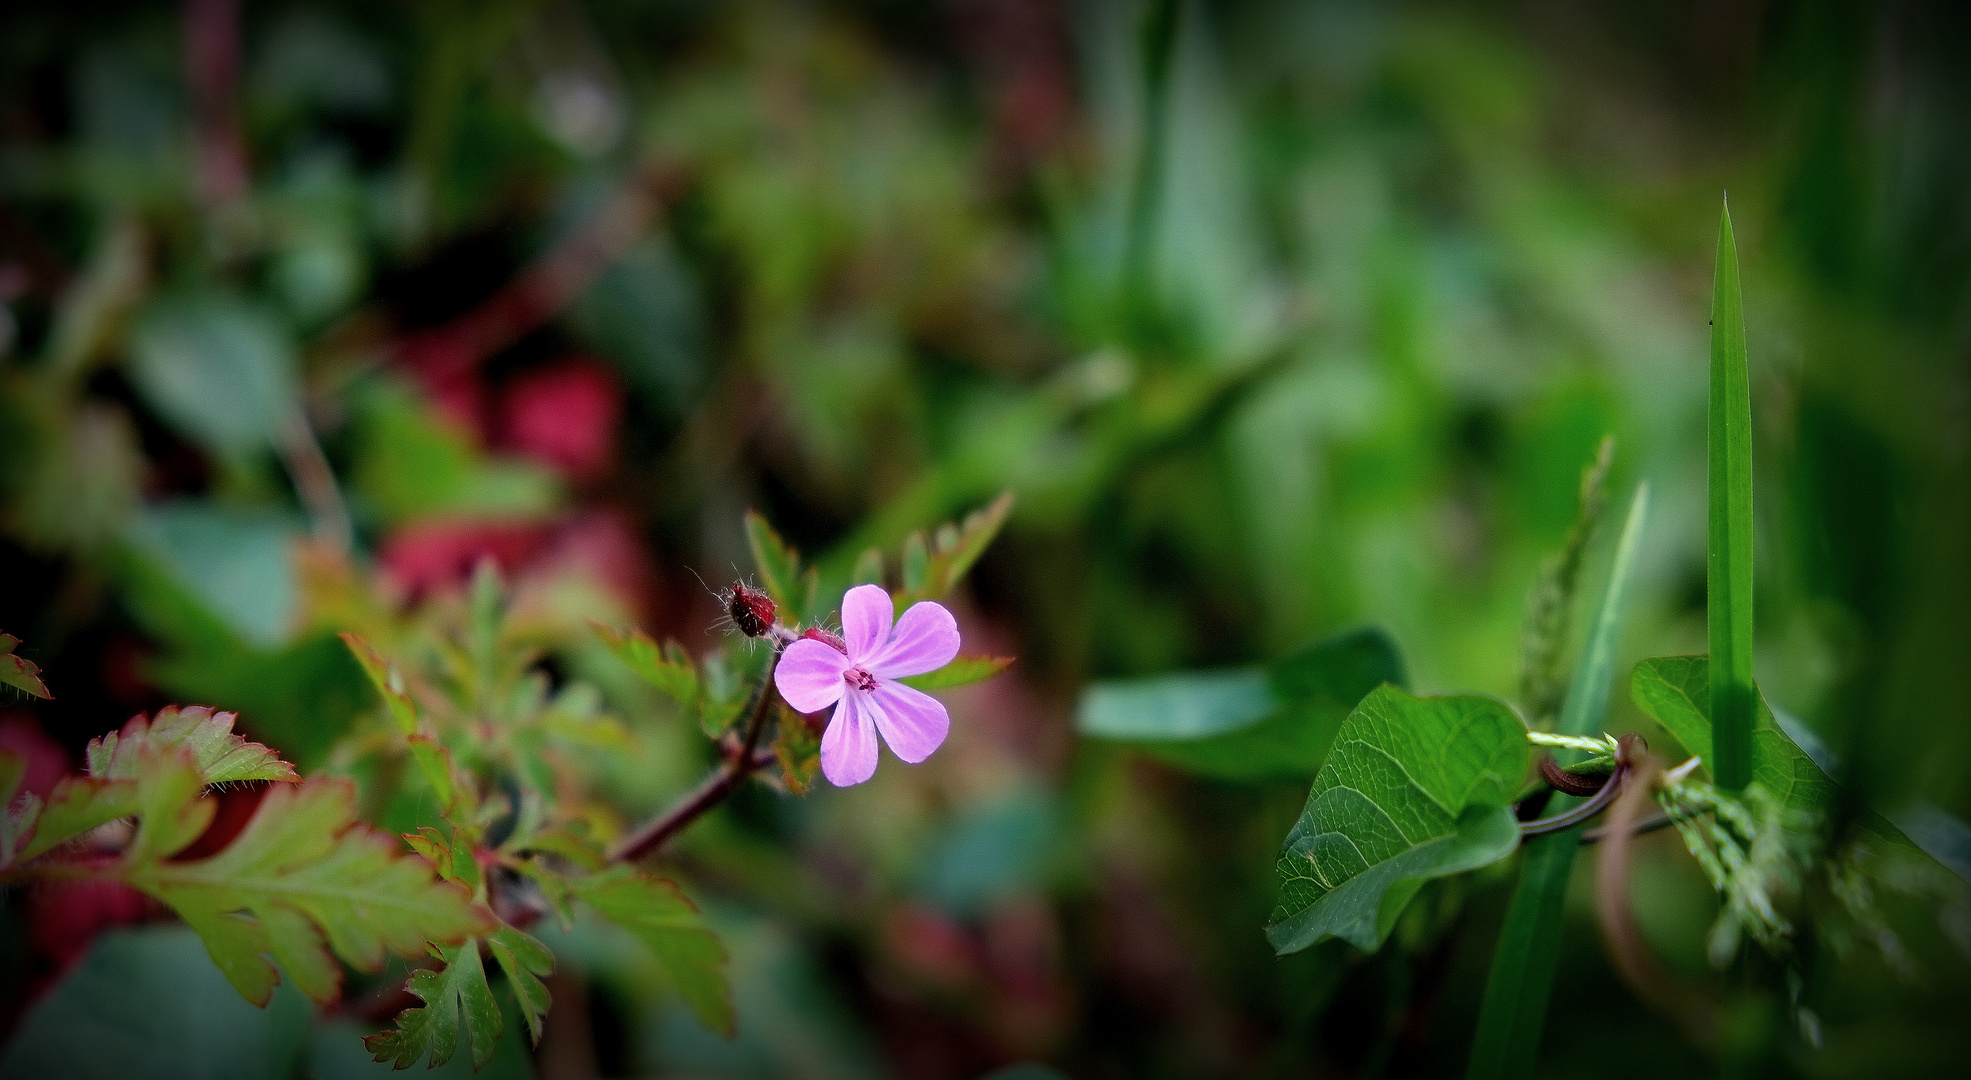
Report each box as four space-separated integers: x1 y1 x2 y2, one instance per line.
1468 484 1649 1080
1708 200 1755 792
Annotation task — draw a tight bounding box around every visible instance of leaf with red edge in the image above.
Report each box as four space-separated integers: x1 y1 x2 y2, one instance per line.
129 777 495 1006
87 705 297 786
364 938 502 1070
0 633 52 699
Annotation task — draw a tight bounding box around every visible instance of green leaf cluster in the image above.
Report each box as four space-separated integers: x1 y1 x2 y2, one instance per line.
0 706 493 1012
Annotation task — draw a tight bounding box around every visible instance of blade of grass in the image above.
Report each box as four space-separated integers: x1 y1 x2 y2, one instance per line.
1467 483 1650 1080
1708 199 1755 792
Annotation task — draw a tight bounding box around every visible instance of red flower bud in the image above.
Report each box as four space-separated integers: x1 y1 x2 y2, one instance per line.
723 582 777 637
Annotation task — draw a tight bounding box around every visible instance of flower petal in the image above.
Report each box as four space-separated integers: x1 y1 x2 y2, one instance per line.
839 583 894 661
868 601 960 678
775 639 850 713
820 692 879 786
868 680 950 764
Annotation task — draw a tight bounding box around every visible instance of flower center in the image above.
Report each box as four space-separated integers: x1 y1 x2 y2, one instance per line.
844 666 878 692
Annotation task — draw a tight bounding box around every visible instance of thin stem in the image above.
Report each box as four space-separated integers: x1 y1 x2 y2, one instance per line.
278 409 352 552
1594 752 1715 1041
1518 736 1641 838
608 652 782 864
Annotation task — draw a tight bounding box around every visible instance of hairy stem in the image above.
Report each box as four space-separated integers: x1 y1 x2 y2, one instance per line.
608 652 782 864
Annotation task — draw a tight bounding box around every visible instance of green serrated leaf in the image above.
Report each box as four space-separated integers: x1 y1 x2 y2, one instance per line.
1709 199 1755 792
1267 686 1529 954
364 939 502 1070
341 632 419 735
131 779 495 1007
1078 627 1404 781
488 924 555 1046
900 655 1014 691
574 866 732 1036
893 493 1014 607
1470 484 1648 1080
0 633 53 699
745 511 815 623
87 705 298 786
12 776 139 865
591 622 699 707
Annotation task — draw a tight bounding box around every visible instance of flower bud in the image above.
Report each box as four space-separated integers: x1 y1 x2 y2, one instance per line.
724 582 776 637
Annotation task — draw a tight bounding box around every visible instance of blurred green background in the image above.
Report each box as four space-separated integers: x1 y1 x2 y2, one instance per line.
2 0 1968 1077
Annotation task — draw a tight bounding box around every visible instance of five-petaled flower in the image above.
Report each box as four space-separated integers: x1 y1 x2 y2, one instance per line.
774 584 960 786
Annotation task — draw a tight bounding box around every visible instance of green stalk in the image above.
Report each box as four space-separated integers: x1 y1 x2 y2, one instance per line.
1122 0 1180 328
1707 200 1755 792
1467 483 1650 1080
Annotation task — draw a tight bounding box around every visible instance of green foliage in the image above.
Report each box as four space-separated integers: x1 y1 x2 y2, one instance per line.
87 705 298 786
0 632 51 699
0 723 493 1012
1516 438 1613 730
1469 483 1649 1080
364 940 503 1071
892 493 1015 608
1078 627 1404 781
487 925 555 1045
1267 686 1529 953
901 655 1016 691
573 867 734 1037
1708 201 1756 792
130 776 495 1007
591 623 699 708
340 632 419 734
1632 657 1837 817
745 511 818 625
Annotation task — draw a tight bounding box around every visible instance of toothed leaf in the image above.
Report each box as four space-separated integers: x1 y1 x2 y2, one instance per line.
363 939 502 1070
893 493 1013 607
592 623 699 707
488 924 555 1045
0 633 52 699
573 867 732 1036
87 705 297 786
130 778 495 1007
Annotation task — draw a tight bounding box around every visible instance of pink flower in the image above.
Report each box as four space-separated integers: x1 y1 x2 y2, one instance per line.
774 584 961 786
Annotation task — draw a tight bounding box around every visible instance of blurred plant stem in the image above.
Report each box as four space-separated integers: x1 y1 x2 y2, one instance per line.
1595 751 1718 1044
277 411 352 553
610 651 783 864
1122 0 1179 340
183 0 247 214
